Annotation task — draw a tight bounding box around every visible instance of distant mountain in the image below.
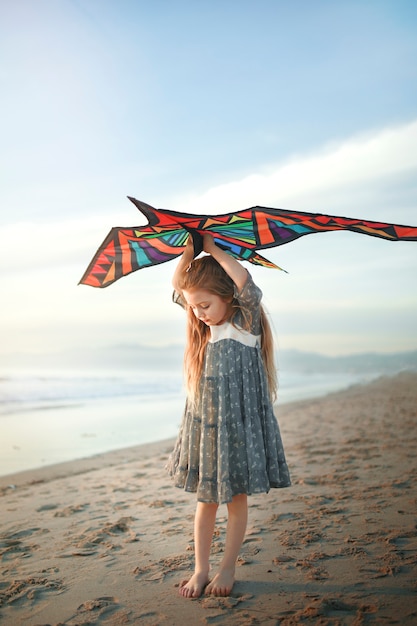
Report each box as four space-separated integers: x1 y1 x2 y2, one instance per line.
68 345 417 375
278 348 417 374
2 343 417 375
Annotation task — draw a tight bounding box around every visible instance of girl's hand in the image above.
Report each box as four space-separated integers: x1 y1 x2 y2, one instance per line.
202 233 248 292
172 233 194 289
203 233 216 253
184 233 194 254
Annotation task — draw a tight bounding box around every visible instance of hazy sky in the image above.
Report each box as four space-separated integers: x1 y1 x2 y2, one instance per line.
1 0 417 368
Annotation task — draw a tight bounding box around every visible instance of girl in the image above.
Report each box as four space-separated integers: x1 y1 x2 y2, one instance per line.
167 233 290 598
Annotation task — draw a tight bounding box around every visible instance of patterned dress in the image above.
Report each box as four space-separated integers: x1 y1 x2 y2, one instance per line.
167 273 291 504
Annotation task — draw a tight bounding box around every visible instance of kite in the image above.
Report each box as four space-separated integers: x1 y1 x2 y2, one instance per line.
79 197 417 288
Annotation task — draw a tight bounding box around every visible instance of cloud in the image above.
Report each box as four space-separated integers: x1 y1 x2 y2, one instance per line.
175 118 417 219
0 216 103 274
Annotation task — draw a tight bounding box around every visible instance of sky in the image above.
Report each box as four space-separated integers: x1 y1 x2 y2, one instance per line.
1 0 417 369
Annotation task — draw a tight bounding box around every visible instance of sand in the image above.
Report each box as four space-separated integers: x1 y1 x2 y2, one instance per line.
1 372 416 625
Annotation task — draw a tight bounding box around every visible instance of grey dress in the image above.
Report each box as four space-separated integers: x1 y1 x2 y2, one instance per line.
167 273 291 504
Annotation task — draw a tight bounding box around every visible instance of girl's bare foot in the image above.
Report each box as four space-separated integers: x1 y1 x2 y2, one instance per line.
179 572 209 598
205 569 235 596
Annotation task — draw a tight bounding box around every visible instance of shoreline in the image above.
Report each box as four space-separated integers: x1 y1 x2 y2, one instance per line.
0 372 381 489
0 370 409 489
0 368 381 478
0 437 176 492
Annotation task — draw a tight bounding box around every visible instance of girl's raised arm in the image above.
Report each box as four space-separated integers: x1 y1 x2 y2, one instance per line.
203 234 248 292
172 235 194 291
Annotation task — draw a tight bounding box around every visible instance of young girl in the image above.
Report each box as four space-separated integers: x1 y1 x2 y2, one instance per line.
167 233 291 599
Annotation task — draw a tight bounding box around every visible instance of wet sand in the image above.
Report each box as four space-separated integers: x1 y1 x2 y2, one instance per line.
1 372 416 625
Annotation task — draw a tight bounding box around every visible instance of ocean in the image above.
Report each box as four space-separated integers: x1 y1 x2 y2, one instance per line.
0 368 375 477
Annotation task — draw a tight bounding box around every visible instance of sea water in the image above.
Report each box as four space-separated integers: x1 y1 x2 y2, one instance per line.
0 368 374 477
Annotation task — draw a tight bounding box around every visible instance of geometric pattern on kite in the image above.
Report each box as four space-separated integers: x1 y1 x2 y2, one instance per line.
79 197 417 288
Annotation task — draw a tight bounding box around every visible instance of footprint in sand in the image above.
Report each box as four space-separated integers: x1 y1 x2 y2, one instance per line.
59 517 138 558
133 553 194 582
200 594 255 626
54 504 89 517
237 536 263 564
291 597 378 622
0 527 48 561
136 611 169 625
0 577 64 607
36 503 59 512
149 499 176 508
62 596 130 624
279 528 324 547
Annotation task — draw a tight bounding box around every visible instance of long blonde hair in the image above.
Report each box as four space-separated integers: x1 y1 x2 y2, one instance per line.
177 255 277 402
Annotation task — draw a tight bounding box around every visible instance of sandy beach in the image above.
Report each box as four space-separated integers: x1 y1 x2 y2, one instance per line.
1 372 416 625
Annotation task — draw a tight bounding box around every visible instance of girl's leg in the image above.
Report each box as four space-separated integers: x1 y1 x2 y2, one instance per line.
206 493 248 596
179 501 218 598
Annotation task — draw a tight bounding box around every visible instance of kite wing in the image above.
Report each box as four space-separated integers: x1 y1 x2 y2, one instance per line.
79 197 417 287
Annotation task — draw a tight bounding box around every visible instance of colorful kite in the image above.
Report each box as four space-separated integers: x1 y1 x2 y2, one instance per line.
79 197 417 288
